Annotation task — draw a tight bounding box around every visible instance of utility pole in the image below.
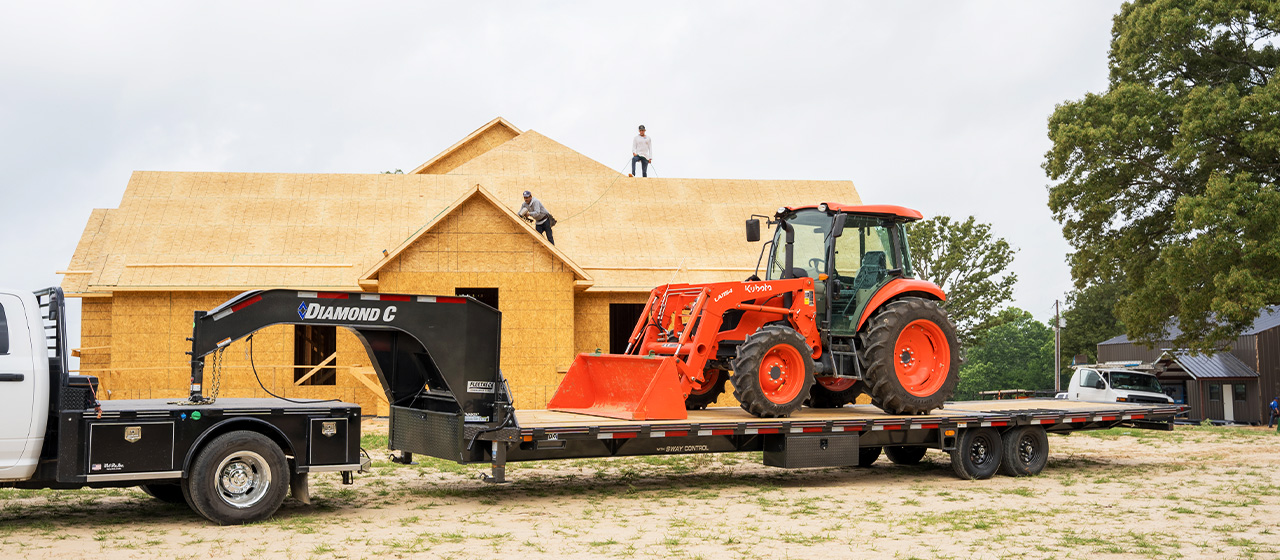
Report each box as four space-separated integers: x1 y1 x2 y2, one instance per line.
1054 299 1062 392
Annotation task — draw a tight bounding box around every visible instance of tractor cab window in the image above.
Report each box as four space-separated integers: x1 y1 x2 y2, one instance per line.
826 217 901 333
767 210 831 280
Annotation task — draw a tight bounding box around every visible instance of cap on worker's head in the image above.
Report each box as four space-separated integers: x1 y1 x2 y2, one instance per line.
638 125 645 131
522 190 531 198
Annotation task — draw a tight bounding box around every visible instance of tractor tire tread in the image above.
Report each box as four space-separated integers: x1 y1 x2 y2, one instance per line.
732 325 815 418
860 297 961 415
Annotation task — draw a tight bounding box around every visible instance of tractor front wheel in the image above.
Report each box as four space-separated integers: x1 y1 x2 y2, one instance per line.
860 297 959 415
685 368 728 410
732 326 815 418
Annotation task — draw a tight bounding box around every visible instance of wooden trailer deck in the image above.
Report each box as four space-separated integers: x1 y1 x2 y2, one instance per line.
512 400 1183 440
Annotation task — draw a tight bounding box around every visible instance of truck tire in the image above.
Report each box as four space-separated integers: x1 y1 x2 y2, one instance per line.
732 326 815 418
884 445 928 465
183 430 290 525
859 298 959 415
139 483 187 505
685 368 728 410
998 426 1049 477
808 378 865 408
857 446 882 467
949 428 1002 480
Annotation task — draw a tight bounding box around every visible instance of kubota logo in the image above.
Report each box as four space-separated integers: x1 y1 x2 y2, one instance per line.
745 284 771 294
298 301 397 322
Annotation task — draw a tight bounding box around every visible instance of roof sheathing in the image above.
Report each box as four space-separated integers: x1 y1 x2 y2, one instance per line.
411 117 522 175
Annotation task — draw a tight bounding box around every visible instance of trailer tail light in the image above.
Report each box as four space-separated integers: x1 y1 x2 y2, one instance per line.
944 429 955 437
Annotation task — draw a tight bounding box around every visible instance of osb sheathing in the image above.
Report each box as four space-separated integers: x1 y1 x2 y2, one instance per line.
375 194 577 410
411 117 521 175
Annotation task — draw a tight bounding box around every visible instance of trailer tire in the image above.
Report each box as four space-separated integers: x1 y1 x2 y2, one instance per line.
998 426 1048 477
950 428 1002 480
808 378 865 408
685 368 729 410
183 430 290 525
857 446 882 467
732 326 815 418
139 483 187 505
884 445 928 465
860 298 959 415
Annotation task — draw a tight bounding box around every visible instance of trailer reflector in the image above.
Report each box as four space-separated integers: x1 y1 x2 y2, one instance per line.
1099 416 1117 421
1036 419 1057 425
317 292 348 299
230 295 262 313
652 430 687 438
1069 417 1086 423
598 432 638 439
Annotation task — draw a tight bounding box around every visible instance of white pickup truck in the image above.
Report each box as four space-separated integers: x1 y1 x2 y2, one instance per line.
1062 366 1174 405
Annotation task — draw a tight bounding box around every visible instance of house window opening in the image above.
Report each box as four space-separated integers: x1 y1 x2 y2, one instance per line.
609 303 647 354
456 288 499 310
1209 384 1222 401
294 325 337 386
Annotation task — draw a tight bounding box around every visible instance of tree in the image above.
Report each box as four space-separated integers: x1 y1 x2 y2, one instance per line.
1045 0 1280 352
909 215 1018 346
1060 280 1126 365
955 308 1055 400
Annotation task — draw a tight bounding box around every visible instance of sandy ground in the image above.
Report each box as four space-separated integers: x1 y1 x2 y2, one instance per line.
3 419 1280 560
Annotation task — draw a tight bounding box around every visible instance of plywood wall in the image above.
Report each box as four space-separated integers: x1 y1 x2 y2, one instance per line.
376 194 577 410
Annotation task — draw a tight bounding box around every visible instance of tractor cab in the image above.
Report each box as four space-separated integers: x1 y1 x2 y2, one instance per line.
754 203 923 336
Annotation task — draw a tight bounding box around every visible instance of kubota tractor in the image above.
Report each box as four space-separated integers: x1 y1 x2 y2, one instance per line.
548 203 959 420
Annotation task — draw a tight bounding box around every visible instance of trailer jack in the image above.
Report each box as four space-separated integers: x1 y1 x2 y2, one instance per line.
481 441 510 484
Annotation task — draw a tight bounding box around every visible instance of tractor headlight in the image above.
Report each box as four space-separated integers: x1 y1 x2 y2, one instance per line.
777 207 787 215
818 203 828 212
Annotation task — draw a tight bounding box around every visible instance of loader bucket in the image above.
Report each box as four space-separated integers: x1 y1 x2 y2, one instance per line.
547 354 688 421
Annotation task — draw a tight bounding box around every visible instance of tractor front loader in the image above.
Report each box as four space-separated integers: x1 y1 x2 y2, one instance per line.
548 203 959 420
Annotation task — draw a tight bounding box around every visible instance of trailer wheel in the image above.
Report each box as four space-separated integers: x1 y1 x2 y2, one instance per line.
884 445 928 465
732 326 815 418
685 369 728 410
857 446 882 467
139 483 187 505
950 428 1002 480
184 430 290 525
860 298 960 415
998 426 1048 477
808 378 865 408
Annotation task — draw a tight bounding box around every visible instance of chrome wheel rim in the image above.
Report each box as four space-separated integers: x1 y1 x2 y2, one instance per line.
216 451 271 509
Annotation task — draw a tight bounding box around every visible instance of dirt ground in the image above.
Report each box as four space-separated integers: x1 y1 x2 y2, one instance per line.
3 419 1280 560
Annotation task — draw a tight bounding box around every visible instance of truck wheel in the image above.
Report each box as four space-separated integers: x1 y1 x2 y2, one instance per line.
808 378 865 408
857 446 882 467
860 298 959 415
139 483 187 505
184 430 290 525
884 445 928 465
950 428 1002 480
732 326 815 418
998 426 1049 477
685 369 728 410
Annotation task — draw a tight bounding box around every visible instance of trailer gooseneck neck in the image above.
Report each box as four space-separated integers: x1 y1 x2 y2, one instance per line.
185 289 515 439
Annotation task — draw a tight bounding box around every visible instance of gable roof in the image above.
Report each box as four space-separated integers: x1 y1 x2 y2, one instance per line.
359 184 591 286
63 118 861 295
411 117 522 175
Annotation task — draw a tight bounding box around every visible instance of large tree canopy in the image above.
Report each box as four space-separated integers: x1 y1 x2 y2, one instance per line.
1045 0 1280 352
908 215 1017 346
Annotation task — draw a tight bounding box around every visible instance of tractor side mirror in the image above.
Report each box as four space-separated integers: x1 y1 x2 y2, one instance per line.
831 213 847 238
746 219 761 242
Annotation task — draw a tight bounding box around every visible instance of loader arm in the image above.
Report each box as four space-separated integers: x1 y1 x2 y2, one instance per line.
187 289 509 426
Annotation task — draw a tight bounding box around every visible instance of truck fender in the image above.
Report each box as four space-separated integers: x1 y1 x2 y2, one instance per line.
180 417 297 477
854 279 946 332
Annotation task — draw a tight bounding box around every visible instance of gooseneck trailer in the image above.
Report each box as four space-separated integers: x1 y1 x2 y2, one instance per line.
1 287 1182 524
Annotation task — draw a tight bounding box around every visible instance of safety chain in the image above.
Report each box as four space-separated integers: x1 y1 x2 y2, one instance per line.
172 346 222 406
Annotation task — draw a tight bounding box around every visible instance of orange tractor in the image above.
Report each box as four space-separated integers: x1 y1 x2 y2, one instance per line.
548 203 959 420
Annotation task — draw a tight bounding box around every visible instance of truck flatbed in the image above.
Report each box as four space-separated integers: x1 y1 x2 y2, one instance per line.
96 398 357 416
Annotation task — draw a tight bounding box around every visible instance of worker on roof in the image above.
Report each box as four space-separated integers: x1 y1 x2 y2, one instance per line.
630 125 652 177
518 190 555 245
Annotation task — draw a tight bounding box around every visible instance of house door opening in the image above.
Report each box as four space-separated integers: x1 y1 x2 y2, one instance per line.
609 303 646 354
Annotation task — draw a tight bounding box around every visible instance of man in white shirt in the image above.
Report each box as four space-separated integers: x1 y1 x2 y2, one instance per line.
630 125 653 177
518 190 555 244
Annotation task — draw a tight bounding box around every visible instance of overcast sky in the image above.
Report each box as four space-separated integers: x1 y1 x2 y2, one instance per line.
1 2 1123 343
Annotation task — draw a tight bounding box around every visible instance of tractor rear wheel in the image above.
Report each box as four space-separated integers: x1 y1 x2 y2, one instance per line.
808 377 865 408
859 297 959 415
732 326 815 418
685 368 728 410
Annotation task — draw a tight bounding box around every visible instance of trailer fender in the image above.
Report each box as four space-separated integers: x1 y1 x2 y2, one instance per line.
181 417 297 477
